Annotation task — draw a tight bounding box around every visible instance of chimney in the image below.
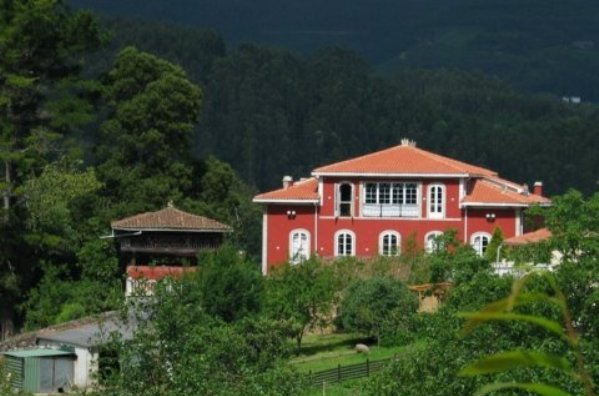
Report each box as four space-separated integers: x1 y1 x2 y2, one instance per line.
400 138 417 147
522 184 529 196
533 181 543 196
282 175 293 189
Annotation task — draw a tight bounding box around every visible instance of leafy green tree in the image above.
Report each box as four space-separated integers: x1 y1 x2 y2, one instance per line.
0 0 104 339
339 277 418 343
95 46 202 215
265 258 340 351
96 274 301 396
197 245 264 322
21 161 102 254
531 190 599 261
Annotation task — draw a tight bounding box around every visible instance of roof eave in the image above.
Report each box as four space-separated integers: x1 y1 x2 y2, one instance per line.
112 226 232 233
252 198 319 205
311 171 471 178
461 202 530 208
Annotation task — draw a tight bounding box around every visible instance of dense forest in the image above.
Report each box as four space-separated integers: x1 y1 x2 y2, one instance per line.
72 0 599 101
78 17 599 196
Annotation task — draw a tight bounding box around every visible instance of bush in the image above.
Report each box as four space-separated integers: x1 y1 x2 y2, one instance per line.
339 277 418 342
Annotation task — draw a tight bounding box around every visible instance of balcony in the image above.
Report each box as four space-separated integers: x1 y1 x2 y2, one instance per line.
119 235 221 255
362 204 420 218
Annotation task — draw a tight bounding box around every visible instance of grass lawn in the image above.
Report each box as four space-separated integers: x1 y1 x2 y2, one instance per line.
290 332 424 373
304 378 368 396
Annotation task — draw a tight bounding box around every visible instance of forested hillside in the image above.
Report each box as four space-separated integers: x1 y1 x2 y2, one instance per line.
87 18 599 195
72 0 599 101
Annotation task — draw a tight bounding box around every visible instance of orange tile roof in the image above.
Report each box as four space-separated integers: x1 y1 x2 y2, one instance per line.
505 228 552 246
462 179 550 206
253 177 319 203
111 206 231 232
127 265 197 280
312 144 497 176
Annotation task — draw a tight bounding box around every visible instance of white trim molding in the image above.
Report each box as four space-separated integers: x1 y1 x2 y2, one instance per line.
261 212 268 275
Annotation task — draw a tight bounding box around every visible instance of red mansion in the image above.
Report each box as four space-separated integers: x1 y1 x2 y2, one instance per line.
253 139 550 274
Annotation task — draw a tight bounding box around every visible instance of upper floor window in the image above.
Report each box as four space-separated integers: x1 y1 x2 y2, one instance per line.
379 231 400 256
425 231 443 253
428 183 445 219
335 230 355 257
363 182 420 218
289 229 310 264
470 232 491 257
337 183 353 217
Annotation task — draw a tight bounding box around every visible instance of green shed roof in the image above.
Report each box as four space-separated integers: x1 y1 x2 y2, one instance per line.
2 349 75 358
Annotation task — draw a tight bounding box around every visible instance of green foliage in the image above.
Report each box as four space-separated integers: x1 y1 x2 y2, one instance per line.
531 190 599 261
266 258 341 351
426 230 490 284
339 277 418 341
97 275 302 396
95 46 202 214
458 272 596 396
23 262 121 330
484 227 504 262
197 245 264 322
0 0 104 335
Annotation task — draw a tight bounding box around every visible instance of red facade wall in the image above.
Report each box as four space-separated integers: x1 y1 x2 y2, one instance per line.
264 177 520 270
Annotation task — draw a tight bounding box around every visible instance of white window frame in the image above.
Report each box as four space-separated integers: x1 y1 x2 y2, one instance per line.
336 182 354 217
427 183 445 219
289 229 311 264
379 231 401 256
335 229 356 257
424 231 444 253
470 232 492 257
361 181 421 218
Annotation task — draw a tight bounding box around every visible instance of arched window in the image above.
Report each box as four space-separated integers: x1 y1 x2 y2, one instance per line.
471 232 491 257
335 230 355 257
428 183 445 219
337 183 353 217
424 231 444 253
379 231 401 256
289 229 310 264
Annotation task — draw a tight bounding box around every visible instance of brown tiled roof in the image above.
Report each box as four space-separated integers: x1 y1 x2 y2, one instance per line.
253 177 319 203
312 144 496 176
462 179 551 206
111 206 231 232
505 228 552 246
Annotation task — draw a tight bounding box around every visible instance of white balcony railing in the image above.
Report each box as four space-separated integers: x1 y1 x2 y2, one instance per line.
362 204 420 218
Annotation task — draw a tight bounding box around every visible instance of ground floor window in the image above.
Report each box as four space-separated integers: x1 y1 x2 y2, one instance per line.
379 231 400 256
470 232 491 256
335 230 355 256
425 231 444 253
290 229 310 264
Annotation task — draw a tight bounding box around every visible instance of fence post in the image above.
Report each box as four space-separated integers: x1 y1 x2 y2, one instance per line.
367 358 370 376
337 363 341 382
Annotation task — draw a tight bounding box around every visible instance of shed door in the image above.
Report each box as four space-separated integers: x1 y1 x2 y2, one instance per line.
39 357 74 393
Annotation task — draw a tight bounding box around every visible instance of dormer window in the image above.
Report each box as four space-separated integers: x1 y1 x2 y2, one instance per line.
337 183 353 217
